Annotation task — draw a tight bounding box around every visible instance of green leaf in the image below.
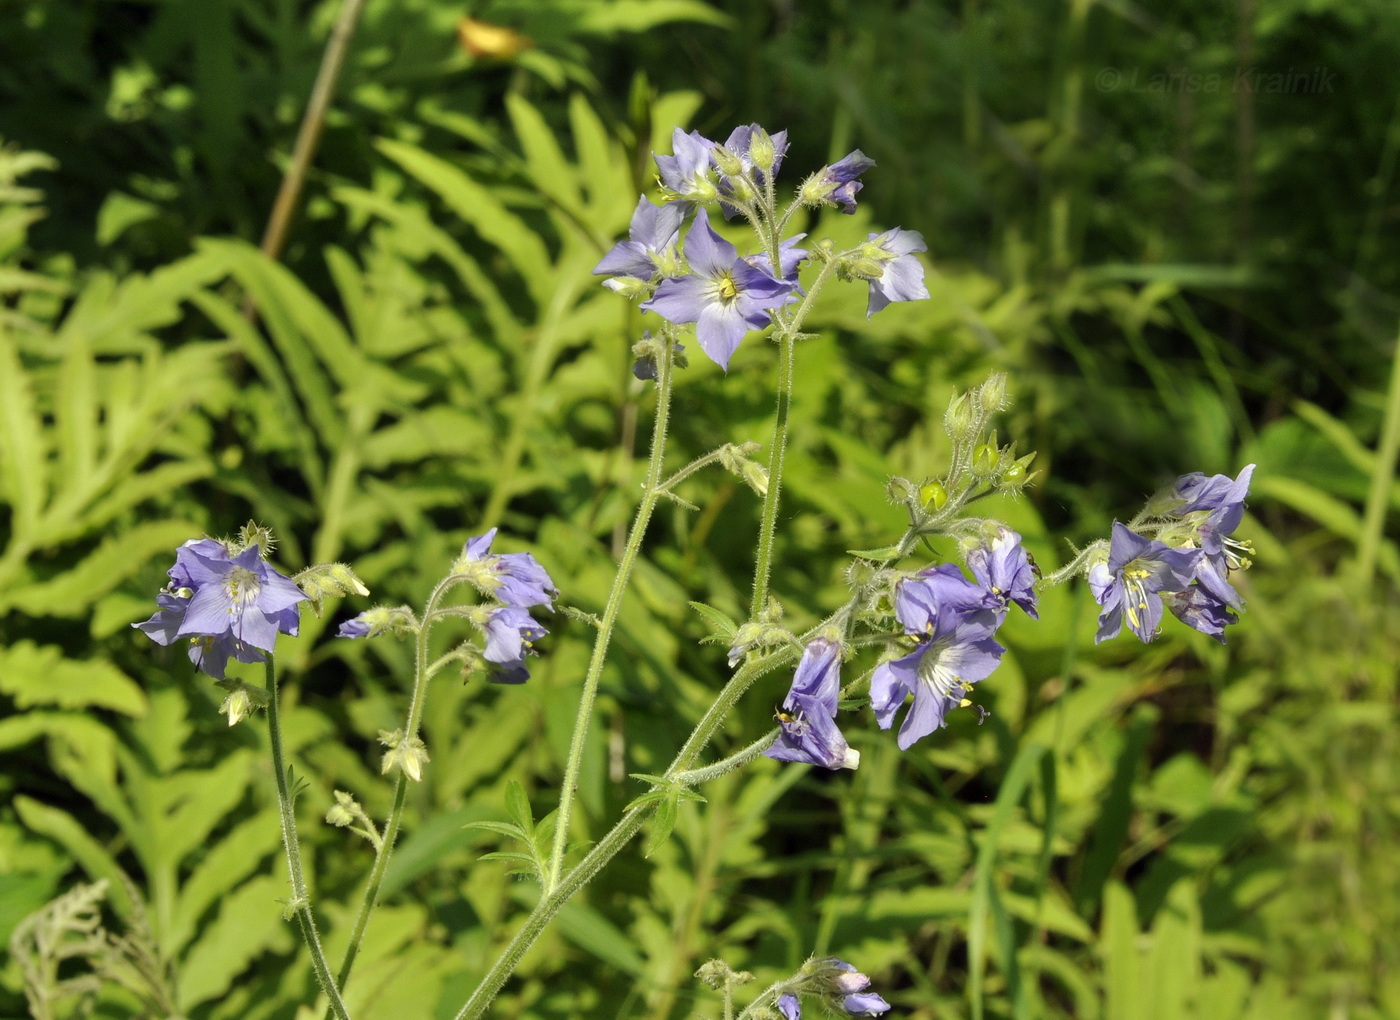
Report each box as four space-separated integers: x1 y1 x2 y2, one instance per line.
969 743 1046 1020
555 900 646 977
687 601 739 641
504 780 536 840
177 875 292 1010
13 796 135 916
0 327 47 541
644 792 678 858
0 641 147 716
375 138 554 308
1 520 203 617
170 808 281 955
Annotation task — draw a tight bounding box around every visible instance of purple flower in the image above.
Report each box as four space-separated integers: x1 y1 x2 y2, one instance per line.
1089 522 1201 643
459 528 557 609
337 615 372 639
654 128 718 201
824 960 891 1016
1163 585 1237 643
896 563 1000 624
843 992 892 1016
765 638 859 770
593 196 686 284
482 606 548 684
133 539 307 680
1170 463 1255 515
778 994 802 1020
641 209 799 370
1178 464 1255 610
966 526 1040 620
864 227 929 318
871 597 1004 750
800 150 876 214
744 234 809 287
632 335 686 381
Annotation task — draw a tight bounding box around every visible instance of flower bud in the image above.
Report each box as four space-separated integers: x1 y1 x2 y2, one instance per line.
977 372 1007 414
219 688 254 727
712 146 745 178
972 443 999 477
886 476 915 503
944 392 975 442
325 790 359 828
749 128 777 173
919 480 948 510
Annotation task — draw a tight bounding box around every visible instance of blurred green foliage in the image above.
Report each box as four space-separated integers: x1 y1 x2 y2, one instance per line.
1 1 1397 1018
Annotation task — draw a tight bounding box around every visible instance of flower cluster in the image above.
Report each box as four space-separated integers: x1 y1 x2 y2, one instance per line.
134 535 307 682
871 527 1037 750
339 528 558 685
1089 465 1255 644
592 125 928 372
776 958 891 1017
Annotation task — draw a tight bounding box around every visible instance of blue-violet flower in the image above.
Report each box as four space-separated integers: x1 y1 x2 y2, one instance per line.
134 538 307 680
799 150 877 214
457 528 558 609
863 227 930 318
966 526 1040 620
641 209 799 370
1089 522 1201 643
871 577 1005 749
765 637 859 770
482 605 548 684
593 196 686 285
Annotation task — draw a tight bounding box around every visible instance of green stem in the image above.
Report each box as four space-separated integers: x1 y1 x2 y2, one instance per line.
331 582 445 1001
330 776 405 993
544 336 677 893
451 651 787 1020
1358 320 1400 586
454 803 652 1020
264 657 352 1020
749 331 796 616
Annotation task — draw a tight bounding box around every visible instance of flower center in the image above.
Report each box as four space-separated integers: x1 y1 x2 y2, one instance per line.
917 640 965 699
715 272 738 302
1121 561 1153 629
224 566 261 610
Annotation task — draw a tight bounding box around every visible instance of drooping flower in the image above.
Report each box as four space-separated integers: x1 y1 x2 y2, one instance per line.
133 538 308 680
654 128 719 202
870 587 1005 750
798 150 876 214
765 638 859 770
1174 464 1255 610
593 195 686 285
777 993 802 1020
1089 522 1201 643
481 605 548 684
455 528 558 609
1162 585 1237 643
863 227 929 318
966 526 1040 620
631 333 686 381
822 959 891 1017
641 209 799 370
337 615 372 639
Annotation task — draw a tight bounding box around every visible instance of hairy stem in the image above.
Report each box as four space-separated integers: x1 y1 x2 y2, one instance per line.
545 336 677 892
264 657 351 1020
749 331 796 616
331 579 449 998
